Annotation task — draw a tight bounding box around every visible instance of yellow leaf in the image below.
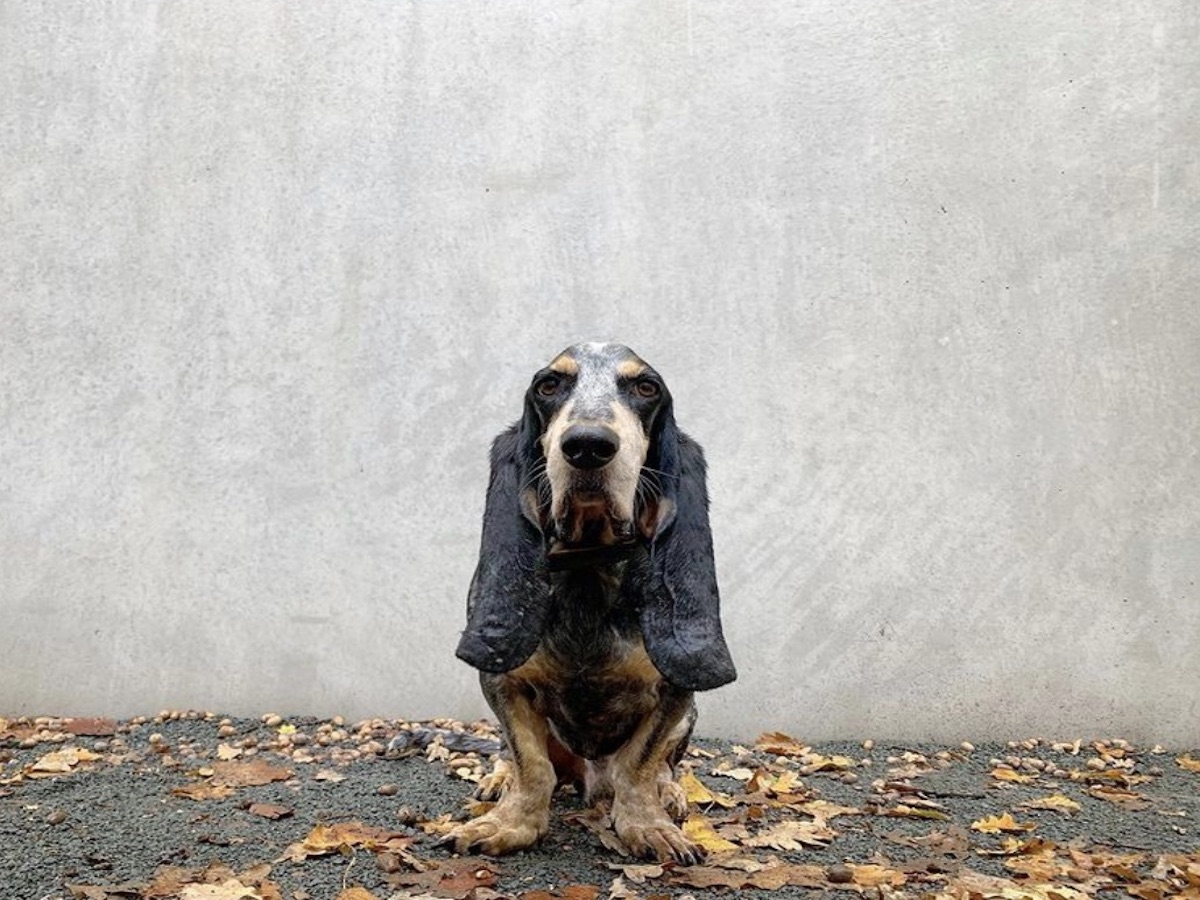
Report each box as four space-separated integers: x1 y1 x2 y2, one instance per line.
743 819 835 850
277 723 296 734
682 814 739 853
1020 794 1081 815
1177 755 1200 773
679 771 715 805
28 747 102 776
971 813 1037 833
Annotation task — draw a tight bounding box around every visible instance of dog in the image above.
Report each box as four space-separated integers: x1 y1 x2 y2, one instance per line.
447 342 736 864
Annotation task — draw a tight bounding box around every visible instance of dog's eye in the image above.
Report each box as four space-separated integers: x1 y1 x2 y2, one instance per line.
633 379 660 399
536 378 561 397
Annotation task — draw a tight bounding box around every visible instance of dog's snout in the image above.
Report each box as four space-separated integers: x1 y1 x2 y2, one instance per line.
561 425 620 470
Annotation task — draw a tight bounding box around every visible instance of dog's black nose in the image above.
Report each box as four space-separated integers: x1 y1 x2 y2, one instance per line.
561 425 620 469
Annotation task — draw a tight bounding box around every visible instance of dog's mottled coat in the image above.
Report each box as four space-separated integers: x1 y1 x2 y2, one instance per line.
449 342 736 863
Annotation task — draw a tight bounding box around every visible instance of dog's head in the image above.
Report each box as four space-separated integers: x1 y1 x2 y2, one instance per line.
456 342 735 691
517 342 677 567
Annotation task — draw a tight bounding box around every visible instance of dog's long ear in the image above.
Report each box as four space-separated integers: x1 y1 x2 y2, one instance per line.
455 410 550 674
638 408 736 692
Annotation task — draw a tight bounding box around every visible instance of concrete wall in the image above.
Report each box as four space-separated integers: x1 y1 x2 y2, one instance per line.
2 1 1198 743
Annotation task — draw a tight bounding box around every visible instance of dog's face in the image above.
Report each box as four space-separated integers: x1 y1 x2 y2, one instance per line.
522 342 673 559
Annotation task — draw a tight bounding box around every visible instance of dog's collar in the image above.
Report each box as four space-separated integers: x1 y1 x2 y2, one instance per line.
544 539 640 572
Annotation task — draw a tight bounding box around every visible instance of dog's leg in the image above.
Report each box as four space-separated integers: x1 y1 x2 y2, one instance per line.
606 688 702 864
445 673 555 855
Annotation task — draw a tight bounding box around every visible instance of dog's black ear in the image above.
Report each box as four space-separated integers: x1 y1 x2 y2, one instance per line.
455 413 550 674
638 409 736 692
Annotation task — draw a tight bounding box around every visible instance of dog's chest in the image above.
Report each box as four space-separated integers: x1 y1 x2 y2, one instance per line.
509 593 664 759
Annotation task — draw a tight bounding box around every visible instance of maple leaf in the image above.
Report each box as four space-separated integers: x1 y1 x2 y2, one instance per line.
682 813 739 853
178 880 257 900
971 813 1037 833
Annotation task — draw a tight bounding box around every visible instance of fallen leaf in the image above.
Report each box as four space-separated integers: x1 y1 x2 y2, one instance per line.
1088 785 1152 809
62 717 118 736
754 731 810 757
743 819 835 850
209 759 292 788
678 770 715 805
333 889 377 900
886 804 950 821
847 863 907 887
281 821 416 863
28 747 102 776
970 813 1037 834
216 744 242 761
248 803 293 820
605 862 663 884
1176 755 1200 773
178 880 257 900
172 783 236 802
314 768 347 783
1020 794 1082 815
990 767 1037 784
682 814 739 853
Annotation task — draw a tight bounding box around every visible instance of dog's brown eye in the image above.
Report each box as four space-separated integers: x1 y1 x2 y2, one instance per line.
536 378 560 397
634 380 659 399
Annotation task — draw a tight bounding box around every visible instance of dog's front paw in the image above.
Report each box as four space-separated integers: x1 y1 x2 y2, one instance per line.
442 810 548 856
658 778 688 821
474 758 513 802
614 815 704 866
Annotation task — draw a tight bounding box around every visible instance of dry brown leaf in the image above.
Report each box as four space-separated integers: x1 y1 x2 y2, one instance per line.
605 876 639 899
209 759 292 788
178 880 257 900
1020 793 1081 815
281 821 415 862
990 766 1037 784
605 862 663 884
886 804 949 821
1175 755 1200 773
28 746 102 776
847 863 907 887
172 783 236 802
248 802 293 820
62 717 118 736
795 799 861 825
682 813 739 853
66 884 143 899
743 819 835 850
314 768 347 782
754 731 810 757
216 743 242 761
970 813 1037 834
333 889 377 900
1087 784 1151 809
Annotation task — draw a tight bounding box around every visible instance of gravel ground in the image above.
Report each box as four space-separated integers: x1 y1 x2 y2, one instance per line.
1 712 1198 899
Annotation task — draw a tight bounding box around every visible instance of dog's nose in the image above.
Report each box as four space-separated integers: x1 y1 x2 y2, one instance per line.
561 425 620 469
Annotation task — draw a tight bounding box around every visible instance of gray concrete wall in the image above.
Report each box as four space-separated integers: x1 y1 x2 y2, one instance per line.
2 1 1198 743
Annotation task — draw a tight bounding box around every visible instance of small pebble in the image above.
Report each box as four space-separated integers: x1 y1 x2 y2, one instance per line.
840 772 858 784
218 725 236 738
264 714 283 728
960 741 975 753
827 864 854 884
46 810 68 826
862 739 875 751
291 733 310 746
378 783 399 796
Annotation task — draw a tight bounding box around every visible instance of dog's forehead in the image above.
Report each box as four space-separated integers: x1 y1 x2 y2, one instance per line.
548 342 648 380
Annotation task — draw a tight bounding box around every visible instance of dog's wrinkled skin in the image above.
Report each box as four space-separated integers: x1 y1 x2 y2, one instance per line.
450 342 736 864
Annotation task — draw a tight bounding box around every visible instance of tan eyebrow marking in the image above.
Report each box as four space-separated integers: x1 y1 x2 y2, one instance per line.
616 359 645 379
549 354 579 376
